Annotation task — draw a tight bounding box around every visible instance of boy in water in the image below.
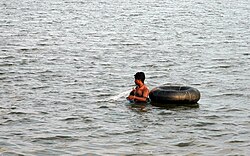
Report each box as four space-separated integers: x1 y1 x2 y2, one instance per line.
127 72 150 102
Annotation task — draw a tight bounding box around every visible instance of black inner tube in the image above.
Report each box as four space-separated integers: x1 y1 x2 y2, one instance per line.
149 86 200 105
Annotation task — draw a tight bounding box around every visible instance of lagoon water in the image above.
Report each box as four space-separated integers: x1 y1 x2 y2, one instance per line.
1 0 250 155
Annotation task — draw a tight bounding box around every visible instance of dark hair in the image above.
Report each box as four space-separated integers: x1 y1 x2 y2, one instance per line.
134 72 145 83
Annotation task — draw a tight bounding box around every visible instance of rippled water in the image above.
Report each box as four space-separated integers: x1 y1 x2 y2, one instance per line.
1 0 250 155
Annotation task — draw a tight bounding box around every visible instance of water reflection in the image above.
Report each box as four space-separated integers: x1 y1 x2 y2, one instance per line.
126 101 199 113
126 102 151 113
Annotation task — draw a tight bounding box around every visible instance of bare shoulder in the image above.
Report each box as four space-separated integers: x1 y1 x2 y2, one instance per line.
143 85 149 92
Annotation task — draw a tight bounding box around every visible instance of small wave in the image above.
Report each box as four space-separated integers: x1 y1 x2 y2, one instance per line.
99 106 109 109
194 121 216 127
175 141 194 147
0 151 25 156
158 110 173 115
60 117 79 121
8 111 27 115
212 93 244 97
227 140 245 143
31 86 50 90
82 153 102 156
0 63 15 67
225 108 244 112
123 129 141 135
205 115 220 119
32 135 78 142
134 142 151 146
1 119 14 125
0 55 15 59
97 93 114 97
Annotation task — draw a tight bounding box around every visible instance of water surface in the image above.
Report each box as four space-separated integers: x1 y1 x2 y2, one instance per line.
1 0 250 155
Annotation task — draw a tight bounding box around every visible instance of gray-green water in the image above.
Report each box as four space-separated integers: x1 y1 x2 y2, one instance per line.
1 0 250 155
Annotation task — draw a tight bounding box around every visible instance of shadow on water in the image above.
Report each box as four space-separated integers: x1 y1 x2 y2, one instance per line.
126 101 199 113
151 102 200 110
125 102 152 113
